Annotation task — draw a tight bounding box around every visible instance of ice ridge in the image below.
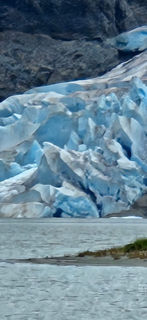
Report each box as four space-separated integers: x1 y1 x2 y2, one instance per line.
0 28 147 218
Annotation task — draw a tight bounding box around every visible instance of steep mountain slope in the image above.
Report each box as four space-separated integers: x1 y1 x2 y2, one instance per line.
0 0 147 101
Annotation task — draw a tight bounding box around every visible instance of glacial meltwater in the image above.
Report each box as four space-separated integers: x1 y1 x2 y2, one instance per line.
0 218 147 320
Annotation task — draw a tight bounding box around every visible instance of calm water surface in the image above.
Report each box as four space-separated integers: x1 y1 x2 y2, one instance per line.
0 218 147 258
0 218 147 320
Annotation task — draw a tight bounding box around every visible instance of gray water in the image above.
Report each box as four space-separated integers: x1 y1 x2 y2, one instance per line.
0 218 147 319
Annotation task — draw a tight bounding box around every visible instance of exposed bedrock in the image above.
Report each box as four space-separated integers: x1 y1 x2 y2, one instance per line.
0 0 147 100
1 0 147 39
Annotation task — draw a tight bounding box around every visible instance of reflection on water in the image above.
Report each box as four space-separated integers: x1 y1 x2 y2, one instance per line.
0 218 147 319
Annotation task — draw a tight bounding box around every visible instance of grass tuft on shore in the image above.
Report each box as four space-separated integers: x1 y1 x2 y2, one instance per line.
123 238 147 252
77 238 147 260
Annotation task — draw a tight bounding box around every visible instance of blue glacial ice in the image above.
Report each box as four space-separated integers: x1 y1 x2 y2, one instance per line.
0 28 147 218
111 26 147 52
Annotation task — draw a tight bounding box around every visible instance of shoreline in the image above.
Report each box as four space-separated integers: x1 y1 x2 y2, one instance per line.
1 256 147 267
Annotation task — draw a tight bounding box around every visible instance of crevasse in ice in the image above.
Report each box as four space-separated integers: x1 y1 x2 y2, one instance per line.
0 27 147 217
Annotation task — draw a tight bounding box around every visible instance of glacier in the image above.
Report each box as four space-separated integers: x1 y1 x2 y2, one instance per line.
0 27 147 218
111 26 147 52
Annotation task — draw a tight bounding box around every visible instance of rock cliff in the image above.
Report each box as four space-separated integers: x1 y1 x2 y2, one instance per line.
0 0 147 101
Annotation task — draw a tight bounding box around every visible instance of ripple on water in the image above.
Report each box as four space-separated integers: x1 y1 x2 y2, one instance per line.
0 263 147 320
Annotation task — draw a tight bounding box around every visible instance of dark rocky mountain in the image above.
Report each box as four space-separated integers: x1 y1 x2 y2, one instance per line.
0 0 147 101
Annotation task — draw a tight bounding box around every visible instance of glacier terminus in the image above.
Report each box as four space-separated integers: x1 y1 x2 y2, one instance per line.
0 27 147 218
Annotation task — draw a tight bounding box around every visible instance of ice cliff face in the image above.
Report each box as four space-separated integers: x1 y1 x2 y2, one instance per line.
0 27 147 218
